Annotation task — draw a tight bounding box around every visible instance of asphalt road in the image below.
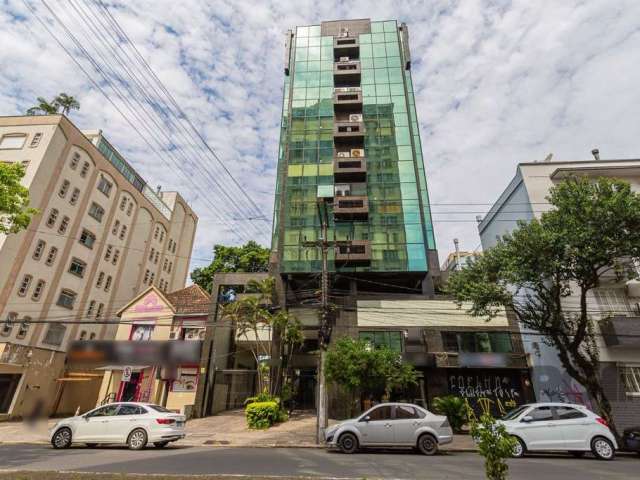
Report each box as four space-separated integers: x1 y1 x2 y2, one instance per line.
0 444 638 479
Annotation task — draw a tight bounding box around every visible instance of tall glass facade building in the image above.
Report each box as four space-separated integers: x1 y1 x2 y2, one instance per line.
272 19 436 289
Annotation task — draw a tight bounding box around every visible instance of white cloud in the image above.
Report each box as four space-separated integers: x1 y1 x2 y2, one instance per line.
2 0 639 276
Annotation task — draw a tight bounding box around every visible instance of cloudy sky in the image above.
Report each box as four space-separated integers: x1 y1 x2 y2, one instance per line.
2 0 639 274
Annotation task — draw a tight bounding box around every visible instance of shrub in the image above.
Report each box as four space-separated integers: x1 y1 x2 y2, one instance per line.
243 392 276 406
245 401 287 429
432 395 467 433
470 413 517 480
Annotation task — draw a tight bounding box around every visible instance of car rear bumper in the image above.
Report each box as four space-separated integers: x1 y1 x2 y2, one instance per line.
438 434 453 445
149 428 186 442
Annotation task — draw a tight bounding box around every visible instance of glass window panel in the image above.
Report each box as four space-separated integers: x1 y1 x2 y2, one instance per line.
297 26 309 37
321 47 333 60
362 84 375 97
309 25 320 36
371 22 384 33
388 68 403 83
373 56 388 68
360 58 374 69
308 46 320 61
320 60 333 71
384 32 397 42
392 95 407 112
361 69 375 85
383 21 396 32
407 244 427 271
401 182 418 200
374 68 389 83
295 48 308 61
397 146 412 161
371 32 385 43
296 35 308 47
404 224 424 243
386 42 401 57
321 36 333 46
359 33 372 44
318 164 332 176
397 161 414 180
303 164 318 176
372 43 386 57
308 36 321 47
307 61 320 72
360 44 373 58
376 96 391 105
376 84 390 96
395 127 411 145
293 88 305 100
394 113 409 126
288 165 303 176
317 184 333 198
389 83 405 95
306 87 320 99
490 333 513 353
320 71 333 86
319 86 333 99
387 56 402 68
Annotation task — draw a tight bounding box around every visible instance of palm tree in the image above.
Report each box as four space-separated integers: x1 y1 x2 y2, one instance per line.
54 93 80 115
26 97 59 115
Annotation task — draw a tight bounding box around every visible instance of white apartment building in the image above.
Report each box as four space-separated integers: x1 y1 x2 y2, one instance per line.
478 156 640 430
0 115 198 419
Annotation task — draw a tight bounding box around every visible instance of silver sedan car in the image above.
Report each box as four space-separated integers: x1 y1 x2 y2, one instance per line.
325 402 453 455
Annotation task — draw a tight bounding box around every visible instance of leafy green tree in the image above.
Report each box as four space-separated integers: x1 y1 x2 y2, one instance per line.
470 413 517 480
54 93 80 115
432 395 467 433
191 241 270 293
26 96 59 115
325 337 418 415
447 177 640 437
0 163 37 234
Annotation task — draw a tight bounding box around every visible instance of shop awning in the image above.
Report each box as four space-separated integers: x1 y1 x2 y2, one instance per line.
56 377 93 382
95 365 150 372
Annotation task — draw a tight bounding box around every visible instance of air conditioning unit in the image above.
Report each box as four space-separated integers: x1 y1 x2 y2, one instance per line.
335 87 349 93
351 148 365 157
339 28 349 37
337 151 350 158
349 114 363 122
339 56 350 62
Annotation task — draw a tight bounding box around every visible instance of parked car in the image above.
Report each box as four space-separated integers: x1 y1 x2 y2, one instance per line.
498 402 617 460
49 402 186 450
325 402 453 455
622 426 640 455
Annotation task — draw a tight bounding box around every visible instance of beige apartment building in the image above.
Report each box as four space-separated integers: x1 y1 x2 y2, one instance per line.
0 115 198 419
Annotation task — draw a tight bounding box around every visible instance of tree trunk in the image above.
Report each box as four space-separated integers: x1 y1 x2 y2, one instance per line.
583 376 619 440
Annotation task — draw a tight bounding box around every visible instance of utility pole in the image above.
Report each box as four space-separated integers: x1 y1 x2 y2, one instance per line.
302 197 351 444
453 237 461 271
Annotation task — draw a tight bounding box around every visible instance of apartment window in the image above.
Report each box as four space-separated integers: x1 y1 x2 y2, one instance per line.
69 187 81 205
159 279 164 291
17 274 32 297
1 313 17 336
45 246 58 266
119 225 127 240
104 245 113 261
29 132 43 148
17 318 30 339
31 279 46 301
112 249 120 265
57 215 70 234
593 289 633 316
33 240 46 260
88 202 105 222
58 179 70 198
57 289 77 309
70 152 81 170
168 262 172 273
69 258 87 278
79 229 96 249
149 248 155 262
143 269 150 284
172 242 177 253
154 226 159 239
119 197 127 210
87 300 96 317
97 176 113 197
441 332 513 353
621 366 640 396
79 330 87 341
0 134 27 149
154 251 159 264
104 275 112 292
96 271 105 287
163 259 168 271
80 161 90 178
46 208 59 228
149 272 155 284
89 332 97 340
359 331 403 352
159 230 164 242
42 323 67 346
168 239 173 250
126 202 133 216
111 220 120 235
96 303 104 319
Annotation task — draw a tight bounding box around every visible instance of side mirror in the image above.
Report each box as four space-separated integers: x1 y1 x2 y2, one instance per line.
521 416 533 423
84 415 90 421
363 415 371 422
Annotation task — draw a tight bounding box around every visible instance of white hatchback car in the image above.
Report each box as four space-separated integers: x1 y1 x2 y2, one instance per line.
50 402 186 450
499 402 618 460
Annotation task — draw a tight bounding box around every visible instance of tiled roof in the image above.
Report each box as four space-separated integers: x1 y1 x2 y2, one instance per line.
165 284 210 315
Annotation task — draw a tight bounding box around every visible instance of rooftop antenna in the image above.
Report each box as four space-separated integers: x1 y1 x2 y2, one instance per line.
544 153 553 162
591 148 600 160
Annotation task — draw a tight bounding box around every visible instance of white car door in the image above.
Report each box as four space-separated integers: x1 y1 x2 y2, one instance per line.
109 404 147 443
512 406 563 450
355 405 395 445
73 404 119 442
553 406 592 450
392 405 424 445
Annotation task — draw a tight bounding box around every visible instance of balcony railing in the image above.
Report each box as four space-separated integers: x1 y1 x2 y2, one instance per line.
335 240 371 266
600 315 640 347
333 87 363 109
333 37 360 60
334 120 365 138
333 156 366 182
333 195 369 220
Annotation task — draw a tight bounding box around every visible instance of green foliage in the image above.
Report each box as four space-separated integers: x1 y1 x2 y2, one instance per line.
245 400 287 429
325 337 418 403
190 241 270 293
470 413 517 480
447 177 640 436
0 163 37 234
26 93 80 116
432 395 467 433
243 391 277 406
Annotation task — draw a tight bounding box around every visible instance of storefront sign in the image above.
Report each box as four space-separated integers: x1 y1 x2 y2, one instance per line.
122 366 132 382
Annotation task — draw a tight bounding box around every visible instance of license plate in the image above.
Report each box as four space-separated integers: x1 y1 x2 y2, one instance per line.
176 421 184 427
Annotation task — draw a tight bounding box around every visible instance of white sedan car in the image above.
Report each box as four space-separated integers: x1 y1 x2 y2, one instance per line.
50 402 186 450
499 402 618 460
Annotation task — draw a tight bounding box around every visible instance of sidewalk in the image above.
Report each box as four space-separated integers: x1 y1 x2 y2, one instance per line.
0 410 477 451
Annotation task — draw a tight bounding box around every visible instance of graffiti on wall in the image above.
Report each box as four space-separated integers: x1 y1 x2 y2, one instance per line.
447 371 526 418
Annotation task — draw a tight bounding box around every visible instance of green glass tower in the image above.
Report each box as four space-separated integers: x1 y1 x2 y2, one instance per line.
272 19 437 293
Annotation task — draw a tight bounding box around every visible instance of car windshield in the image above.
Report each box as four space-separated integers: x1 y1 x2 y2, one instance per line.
148 404 172 413
501 405 529 421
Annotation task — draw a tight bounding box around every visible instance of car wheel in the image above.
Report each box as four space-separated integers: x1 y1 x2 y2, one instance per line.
127 429 148 450
569 451 585 458
51 428 72 449
511 437 526 458
591 437 615 460
417 433 438 456
338 432 358 454
154 442 169 448
86 443 98 448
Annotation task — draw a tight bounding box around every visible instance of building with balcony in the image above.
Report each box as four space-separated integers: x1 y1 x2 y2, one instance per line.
478 156 640 429
0 115 198 420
